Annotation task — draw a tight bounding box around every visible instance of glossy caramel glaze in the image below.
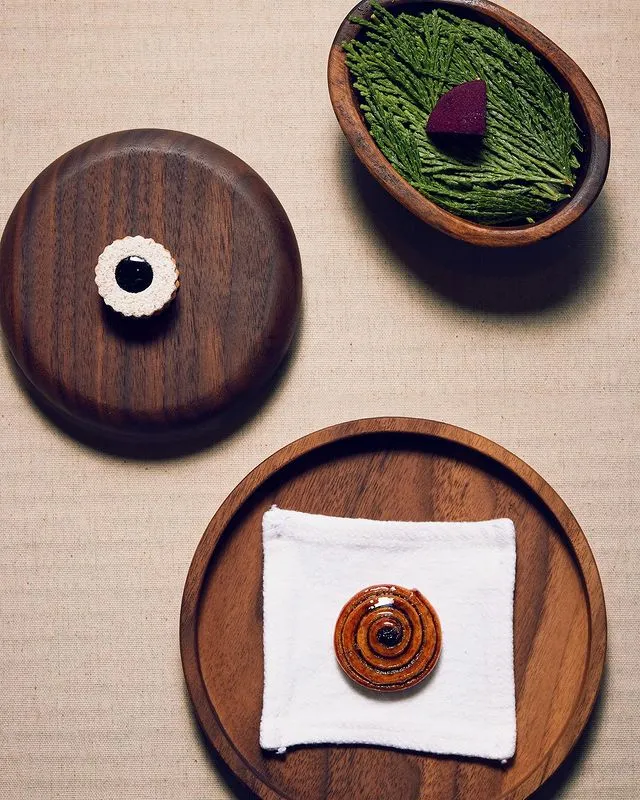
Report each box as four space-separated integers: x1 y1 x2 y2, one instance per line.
334 584 442 692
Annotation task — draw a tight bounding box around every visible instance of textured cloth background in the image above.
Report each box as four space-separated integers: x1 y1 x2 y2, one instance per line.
0 1 637 798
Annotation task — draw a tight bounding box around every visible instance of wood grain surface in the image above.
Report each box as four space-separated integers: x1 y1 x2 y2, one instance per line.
328 0 610 247
0 129 302 435
180 418 606 800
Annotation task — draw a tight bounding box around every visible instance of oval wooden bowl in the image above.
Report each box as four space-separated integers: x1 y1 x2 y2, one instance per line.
328 0 610 247
180 417 606 800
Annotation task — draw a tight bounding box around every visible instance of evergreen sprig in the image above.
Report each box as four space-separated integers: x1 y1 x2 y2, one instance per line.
344 3 582 224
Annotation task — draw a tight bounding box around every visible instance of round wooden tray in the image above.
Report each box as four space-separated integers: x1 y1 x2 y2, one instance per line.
0 129 301 436
180 418 606 800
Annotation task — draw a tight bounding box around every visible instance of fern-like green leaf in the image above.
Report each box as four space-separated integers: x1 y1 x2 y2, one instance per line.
344 2 582 224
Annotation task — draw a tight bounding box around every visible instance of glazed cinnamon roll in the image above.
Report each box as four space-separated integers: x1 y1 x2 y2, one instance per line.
334 585 442 692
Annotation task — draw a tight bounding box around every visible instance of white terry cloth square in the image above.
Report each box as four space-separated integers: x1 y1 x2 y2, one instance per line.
260 506 517 761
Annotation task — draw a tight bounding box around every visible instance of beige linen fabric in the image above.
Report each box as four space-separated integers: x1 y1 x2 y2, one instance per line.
0 1 638 797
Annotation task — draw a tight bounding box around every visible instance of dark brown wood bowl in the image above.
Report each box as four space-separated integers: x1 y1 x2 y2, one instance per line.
328 0 610 247
0 129 302 438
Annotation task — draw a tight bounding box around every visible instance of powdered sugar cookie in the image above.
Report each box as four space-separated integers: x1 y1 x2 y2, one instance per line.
95 236 179 317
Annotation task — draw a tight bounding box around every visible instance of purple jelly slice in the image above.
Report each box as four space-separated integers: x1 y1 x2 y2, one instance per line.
426 80 487 136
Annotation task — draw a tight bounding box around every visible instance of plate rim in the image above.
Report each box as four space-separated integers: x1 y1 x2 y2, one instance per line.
180 417 607 800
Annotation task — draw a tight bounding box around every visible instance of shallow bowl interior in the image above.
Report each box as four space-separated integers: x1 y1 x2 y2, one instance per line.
328 0 610 247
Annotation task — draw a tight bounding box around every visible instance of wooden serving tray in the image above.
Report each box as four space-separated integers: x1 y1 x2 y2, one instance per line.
180 418 606 800
0 129 301 436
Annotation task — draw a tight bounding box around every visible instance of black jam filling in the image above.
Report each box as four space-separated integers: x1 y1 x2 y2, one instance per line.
115 256 153 293
376 626 403 648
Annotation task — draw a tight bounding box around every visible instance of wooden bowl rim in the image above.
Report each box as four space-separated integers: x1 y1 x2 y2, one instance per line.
328 0 611 247
179 416 607 800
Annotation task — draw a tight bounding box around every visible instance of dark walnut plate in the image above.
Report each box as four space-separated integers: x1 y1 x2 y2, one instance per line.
180 418 606 800
328 0 610 247
0 129 301 437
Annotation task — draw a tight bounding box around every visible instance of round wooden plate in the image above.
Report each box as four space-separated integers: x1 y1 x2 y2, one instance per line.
180 418 606 800
0 129 301 435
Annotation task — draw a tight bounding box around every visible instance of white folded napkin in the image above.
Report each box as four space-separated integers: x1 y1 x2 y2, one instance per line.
260 506 516 761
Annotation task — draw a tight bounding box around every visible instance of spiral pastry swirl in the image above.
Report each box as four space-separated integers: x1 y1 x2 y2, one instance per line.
334 585 442 692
